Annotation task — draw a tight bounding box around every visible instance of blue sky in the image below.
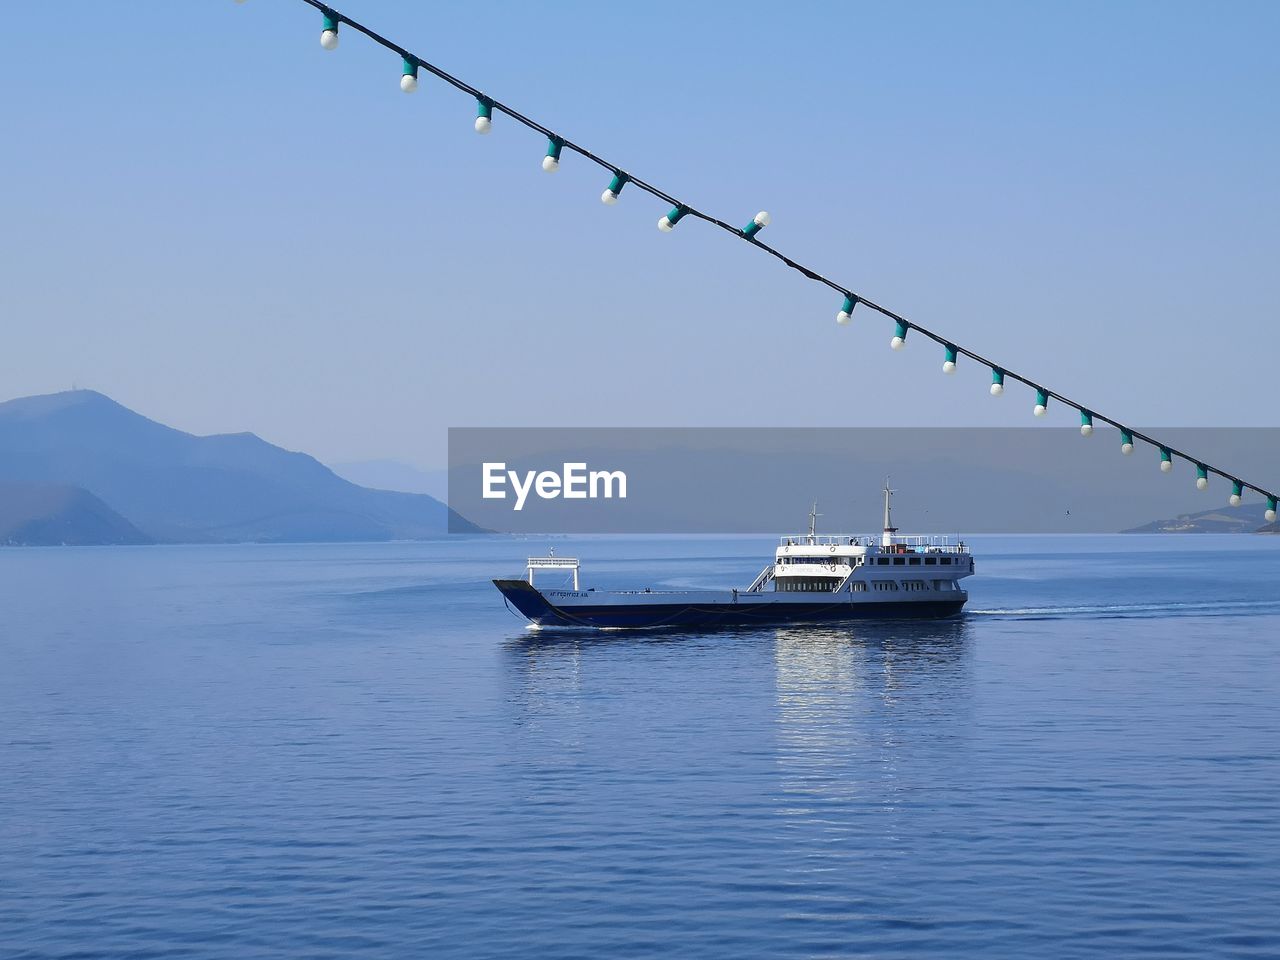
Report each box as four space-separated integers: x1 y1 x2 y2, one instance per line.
1 1 1276 468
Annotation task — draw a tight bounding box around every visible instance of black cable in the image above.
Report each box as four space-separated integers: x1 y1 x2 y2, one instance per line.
288 0 1275 505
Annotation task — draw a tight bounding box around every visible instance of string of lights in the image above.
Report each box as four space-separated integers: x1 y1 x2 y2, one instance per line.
233 0 1278 522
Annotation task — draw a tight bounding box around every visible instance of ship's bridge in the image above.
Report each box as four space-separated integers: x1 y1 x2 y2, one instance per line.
777 535 870 557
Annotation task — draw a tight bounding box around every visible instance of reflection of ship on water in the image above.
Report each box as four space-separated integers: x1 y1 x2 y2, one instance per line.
772 623 973 835
500 639 593 791
773 622 970 718
499 622 974 857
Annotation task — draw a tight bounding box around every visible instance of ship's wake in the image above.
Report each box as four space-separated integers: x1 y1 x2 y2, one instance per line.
971 598 1280 621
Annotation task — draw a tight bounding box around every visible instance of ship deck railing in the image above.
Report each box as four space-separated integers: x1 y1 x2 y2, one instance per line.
778 535 969 553
527 556 581 590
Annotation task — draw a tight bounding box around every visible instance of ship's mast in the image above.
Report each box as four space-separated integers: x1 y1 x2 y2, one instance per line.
807 500 820 544
881 478 898 548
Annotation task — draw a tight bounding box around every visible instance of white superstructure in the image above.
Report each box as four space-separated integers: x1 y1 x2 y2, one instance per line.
753 484 971 597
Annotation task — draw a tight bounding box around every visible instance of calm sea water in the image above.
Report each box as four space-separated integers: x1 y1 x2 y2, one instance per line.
3 535 1279 958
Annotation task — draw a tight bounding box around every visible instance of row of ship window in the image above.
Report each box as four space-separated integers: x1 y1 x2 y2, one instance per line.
779 556 956 566
776 578 962 593
867 580 959 592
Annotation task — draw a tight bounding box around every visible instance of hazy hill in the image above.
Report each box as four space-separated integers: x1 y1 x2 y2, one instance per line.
331 459 448 500
1122 502 1273 534
0 481 151 546
0 390 483 543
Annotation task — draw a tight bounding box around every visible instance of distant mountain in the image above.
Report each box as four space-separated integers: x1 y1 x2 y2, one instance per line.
0 391 484 544
0 481 151 546
330 459 448 500
1122 502 1272 534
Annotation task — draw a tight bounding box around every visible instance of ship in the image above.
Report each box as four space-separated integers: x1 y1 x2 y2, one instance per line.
493 483 973 629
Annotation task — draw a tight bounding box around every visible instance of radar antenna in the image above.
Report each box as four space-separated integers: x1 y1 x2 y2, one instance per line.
881 478 898 548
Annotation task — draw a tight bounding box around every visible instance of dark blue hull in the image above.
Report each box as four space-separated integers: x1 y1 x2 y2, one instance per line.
495 580 966 629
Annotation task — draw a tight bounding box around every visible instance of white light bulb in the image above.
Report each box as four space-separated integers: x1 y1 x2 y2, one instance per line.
990 383 1004 396
754 211 771 227
942 360 956 374
1160 460 1172 473
475 116 492 134
1196 477 1208 490
1122 442 1134 455
542 156 559 173
400 74 418 93
320 29 339 50
1229 493 1242 507
601 189 618 205
658 216 674 232
1267 508 1277 522
1034 404 1047 417
836 311 852 325
1080 424 1093 437
890 336 905 351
